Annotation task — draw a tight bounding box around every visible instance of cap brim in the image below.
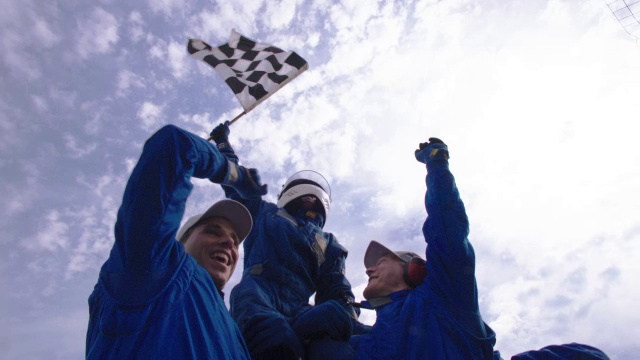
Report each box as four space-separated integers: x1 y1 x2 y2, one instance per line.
177 199 253 243
364 240 400 268
200 199 253 242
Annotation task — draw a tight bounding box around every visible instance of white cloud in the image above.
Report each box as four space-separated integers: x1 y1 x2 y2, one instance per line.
137 101 164 130
306 32 321 48
167 40 189 79
64 206 115 278
78 102 110 136
64 134 97 158
485 227 640 356
1 29 42 81
180 112 214 134
263 0 302 30
124 157 137 173
0 160 40 220
27 210 69 252
187 2 264 42
32 15 60 47
0 0 62 81
128 11 146 43
149 38 166 59
65 172 126 278
116 69 145 96
76 7 119 59
147 38 190 79
148 0 187 17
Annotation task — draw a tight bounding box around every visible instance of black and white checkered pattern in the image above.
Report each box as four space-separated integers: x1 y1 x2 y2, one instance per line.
187 30 308 112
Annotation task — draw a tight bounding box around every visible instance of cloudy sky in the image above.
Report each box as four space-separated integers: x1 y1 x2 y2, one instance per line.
1 0 639 358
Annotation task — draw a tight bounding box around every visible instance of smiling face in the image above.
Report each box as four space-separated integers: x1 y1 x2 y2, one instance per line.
182 217 240 290
363 254 411 300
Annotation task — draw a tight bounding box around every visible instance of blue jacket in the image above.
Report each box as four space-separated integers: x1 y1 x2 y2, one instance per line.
86 125 250 359
511 343 610 359
224 183 358 344
350 155 497 359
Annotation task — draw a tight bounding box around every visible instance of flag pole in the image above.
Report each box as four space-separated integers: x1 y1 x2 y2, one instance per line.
228 111 246 125
207 111 246 141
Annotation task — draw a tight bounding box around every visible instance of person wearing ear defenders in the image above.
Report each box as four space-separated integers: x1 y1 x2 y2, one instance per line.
349 138 500 359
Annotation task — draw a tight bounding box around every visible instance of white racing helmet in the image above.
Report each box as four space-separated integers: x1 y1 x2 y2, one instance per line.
277 170 331 218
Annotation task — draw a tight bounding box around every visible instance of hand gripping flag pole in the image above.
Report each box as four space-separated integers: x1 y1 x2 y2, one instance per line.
187 29 309 133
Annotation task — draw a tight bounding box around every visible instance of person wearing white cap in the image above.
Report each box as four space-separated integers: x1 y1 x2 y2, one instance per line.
210 122 361 360
176 199 253 291
86 125 267 359
349 138 500 360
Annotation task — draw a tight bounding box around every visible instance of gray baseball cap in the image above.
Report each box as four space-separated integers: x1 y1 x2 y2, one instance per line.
364 240 423 268
177 199 252 243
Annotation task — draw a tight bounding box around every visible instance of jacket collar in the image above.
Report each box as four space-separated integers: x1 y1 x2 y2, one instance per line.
355 289 411 310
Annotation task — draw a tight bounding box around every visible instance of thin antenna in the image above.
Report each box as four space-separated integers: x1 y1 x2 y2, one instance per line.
604 0 640 42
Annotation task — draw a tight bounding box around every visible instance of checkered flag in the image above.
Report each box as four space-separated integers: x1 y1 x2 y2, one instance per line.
187 30 308 114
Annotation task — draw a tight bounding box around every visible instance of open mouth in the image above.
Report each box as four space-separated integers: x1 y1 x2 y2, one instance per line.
209 251 231 266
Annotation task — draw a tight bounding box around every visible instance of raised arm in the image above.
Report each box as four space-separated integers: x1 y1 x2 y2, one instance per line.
210 121 266 213
414 138 479 311
104 125 266 302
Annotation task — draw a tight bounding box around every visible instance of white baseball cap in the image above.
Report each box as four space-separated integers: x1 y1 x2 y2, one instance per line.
177 199 252 243
364 240 423 268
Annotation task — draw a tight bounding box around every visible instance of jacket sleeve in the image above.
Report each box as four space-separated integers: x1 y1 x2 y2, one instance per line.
314 237 360 319
103 125 230 303
422 158 479 311
215 146 267 215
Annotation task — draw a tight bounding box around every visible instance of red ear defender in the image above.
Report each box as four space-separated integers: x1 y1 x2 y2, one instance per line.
404 257 427 288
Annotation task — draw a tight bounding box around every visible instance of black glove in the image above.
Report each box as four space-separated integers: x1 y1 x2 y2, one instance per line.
209 121 231 143
351 318 372 335
291 300 353 342
221 161 268 198
242 315 303 359
414 137 449 164
209 121 239 164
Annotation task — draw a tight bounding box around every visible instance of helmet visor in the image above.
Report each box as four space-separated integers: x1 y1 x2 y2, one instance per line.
280 170 331 199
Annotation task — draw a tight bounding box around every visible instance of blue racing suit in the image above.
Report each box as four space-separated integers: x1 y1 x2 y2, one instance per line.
219 159 359 358
349 144 498 359
227 199 358 353
511 343 610 359
86 125 250 359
